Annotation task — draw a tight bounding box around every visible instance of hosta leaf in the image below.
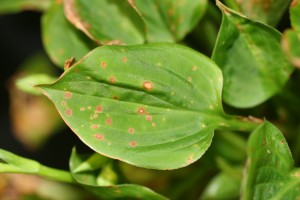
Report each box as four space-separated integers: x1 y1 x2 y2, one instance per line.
38 43 226 170
64 0 146 45
230 0 291 27
42 1 95 68
212 2 293 108
242 121 300 200
282 1 300 68
0 0 52 14
70 148 167 200
134 0 207 42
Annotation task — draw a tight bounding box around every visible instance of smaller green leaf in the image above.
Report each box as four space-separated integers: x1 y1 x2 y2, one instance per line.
70 148 168 200
0 0 52 14
134 0 207 42
229 0 291 27
213 1 293 108
0 149 74 183
15 74 56 95
0 148 40 173
64 0 146 45
200 172 240 200
42 1 96 68
282 1 300 68
242 121 300 200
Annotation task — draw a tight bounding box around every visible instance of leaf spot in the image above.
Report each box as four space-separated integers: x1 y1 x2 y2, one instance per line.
61 101 67 106
88 106 91 110
152 122 156 127
192 66 198 71
143 81 153 91
171 91 175 96
101 61 107 68
137 107 146 115
94 134 105 141
64 91 72 99
93 113 98 118
91 124 99 129
129 141 137 147
187 154 194 164
95 105 103 113
128 127 135 134
65 109 72 116
187 77 192 82
122 57 127 62
86 76 91 80
201 123 206 128
146 115 152 121
267 149 271 154
109 76 116 84
106 118 112 125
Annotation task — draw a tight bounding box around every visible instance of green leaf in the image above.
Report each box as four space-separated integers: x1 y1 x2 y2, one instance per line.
282 1 300 68
38 43 226 170
0 0 52 14
70 148 167 200
64 0 146 45
230 0 291 26
42 1 95 68
0 148 74 183
212 2 293 108
134 0 207 42
242 121 300 200
200 172 240 200
16 74 56 95
0 148 40 173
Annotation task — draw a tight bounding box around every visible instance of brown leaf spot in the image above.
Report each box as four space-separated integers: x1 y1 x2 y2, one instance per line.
61 101 67 106
101 61 107 68
66 109 72 116
129 141 137 147
291 0 299 7
192 66 198 71
143 81 153 91
187 154 194 164
64 91 72 99
146 115 152 121
94 134 105 141
95 105 103 113
113 96 118 100
122 57 127 62
109 76 116 84
64 57 75 70
128 127 135 134
91 124 99 129
137 107 146 115
106 118 112 125
80 107 85 111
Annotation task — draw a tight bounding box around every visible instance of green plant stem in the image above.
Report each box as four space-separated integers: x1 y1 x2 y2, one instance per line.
220 115 263 132
38 165 75 183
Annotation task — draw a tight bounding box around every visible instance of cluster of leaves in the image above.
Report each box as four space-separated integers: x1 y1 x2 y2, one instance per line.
1 0 300 199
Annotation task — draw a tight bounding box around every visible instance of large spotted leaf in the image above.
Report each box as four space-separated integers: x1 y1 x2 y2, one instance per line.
212 2 293 108
64 0 146 45
242 121 300 199
38 43 225 169
134 0 207 42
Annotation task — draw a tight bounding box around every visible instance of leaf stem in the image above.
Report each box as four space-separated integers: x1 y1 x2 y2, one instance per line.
38 165 75 184
219 115 263 132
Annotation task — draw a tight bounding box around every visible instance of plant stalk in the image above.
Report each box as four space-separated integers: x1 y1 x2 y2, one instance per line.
220 114 263 132
38 165 75 183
